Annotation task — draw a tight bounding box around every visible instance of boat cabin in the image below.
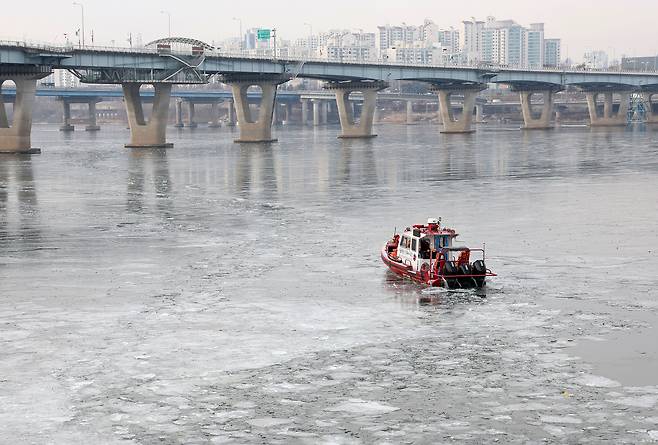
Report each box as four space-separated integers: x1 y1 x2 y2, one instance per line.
395 218 457 272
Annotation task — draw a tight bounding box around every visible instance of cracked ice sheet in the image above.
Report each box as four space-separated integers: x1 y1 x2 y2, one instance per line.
2 125 658 443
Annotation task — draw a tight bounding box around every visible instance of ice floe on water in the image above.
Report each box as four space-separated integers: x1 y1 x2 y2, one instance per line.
610 394 658 408
327 399 400 415
247 417 292 428
540 415 583 424
575 373 621 388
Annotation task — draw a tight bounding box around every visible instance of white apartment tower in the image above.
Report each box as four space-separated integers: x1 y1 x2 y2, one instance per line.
461 18 484 64
544 38 561 67
526 23 545 68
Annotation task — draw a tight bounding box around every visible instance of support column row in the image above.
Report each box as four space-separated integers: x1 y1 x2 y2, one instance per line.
123 83 173 148
586 91 630 127
518 89 558 130
175 99 223 129
220 74 288 143
324 81 387 138
59 99 100 132
433 85 484 134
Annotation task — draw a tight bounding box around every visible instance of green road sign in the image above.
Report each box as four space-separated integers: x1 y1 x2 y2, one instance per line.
257 29 271 41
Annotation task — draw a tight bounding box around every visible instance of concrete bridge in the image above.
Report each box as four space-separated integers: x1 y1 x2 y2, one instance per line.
0 86 445 130
2 38 658 153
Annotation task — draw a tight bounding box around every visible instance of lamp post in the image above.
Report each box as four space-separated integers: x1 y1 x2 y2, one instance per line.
304 22 312 58
232 17 242 51
272 27 277 60
160 10 171 38
72 2 85 47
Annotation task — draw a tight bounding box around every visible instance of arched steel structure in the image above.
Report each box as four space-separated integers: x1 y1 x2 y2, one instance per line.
145 37 215 50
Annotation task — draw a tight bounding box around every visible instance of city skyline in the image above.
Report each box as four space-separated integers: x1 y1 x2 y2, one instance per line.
2 0 657 62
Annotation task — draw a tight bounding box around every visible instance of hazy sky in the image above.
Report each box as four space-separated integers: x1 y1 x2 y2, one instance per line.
3 0 657 61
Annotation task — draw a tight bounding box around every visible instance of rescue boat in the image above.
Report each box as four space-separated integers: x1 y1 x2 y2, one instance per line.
381 218 496 288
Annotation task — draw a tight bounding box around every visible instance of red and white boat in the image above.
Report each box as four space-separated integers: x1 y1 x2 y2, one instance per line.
381 218 496 288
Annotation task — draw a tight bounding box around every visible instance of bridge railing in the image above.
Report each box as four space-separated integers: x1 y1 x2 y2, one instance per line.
207 50 658 76
2 40 658 76
0 39 75 53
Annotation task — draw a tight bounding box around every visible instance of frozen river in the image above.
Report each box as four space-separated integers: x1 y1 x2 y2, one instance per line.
1 123 657 443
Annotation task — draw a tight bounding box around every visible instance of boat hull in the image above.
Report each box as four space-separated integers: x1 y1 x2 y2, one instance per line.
381 246 490 289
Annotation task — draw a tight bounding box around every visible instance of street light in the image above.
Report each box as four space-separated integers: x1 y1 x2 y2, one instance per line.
72 2 85 48
160 10 171 38
232 17 243 51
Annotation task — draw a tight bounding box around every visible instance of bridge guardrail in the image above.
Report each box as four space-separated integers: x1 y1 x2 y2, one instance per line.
2 40 658 76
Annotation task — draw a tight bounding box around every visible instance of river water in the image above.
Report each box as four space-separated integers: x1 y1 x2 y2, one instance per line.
1 122 657 443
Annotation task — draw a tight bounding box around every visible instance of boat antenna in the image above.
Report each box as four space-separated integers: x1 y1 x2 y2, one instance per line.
393 226 397 236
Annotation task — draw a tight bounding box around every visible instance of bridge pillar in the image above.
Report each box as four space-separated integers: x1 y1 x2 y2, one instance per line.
406 100 415 125
226 99 236 126
225 77 284 143
301 99 309 126
325 81 387 138
186 102 197 128
519 90 555 129
85 100 100 131
123 83 173 148
586 91 630 127
174 100 184 128
312 100 321 126
0 76 41 154
209 102 221 128
475 104 484 123
321 101 328 125
643 92 658 124
433 86 484 134
59 100 74 131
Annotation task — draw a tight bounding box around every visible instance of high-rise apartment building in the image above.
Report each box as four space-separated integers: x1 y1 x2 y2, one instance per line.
376 20 460 65
526 23 545 68
419 19 439 44
226 18 560 68
382 45 443 65
54 69 80 88
480 18 524 66
463 17 557 68
461 18 484 63
544 38 561 67
377 24 419 51
437 28 460 55
316 30 377 62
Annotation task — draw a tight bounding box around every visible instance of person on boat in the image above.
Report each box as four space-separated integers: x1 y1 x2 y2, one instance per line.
419 239 431 259
457 249 471 266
